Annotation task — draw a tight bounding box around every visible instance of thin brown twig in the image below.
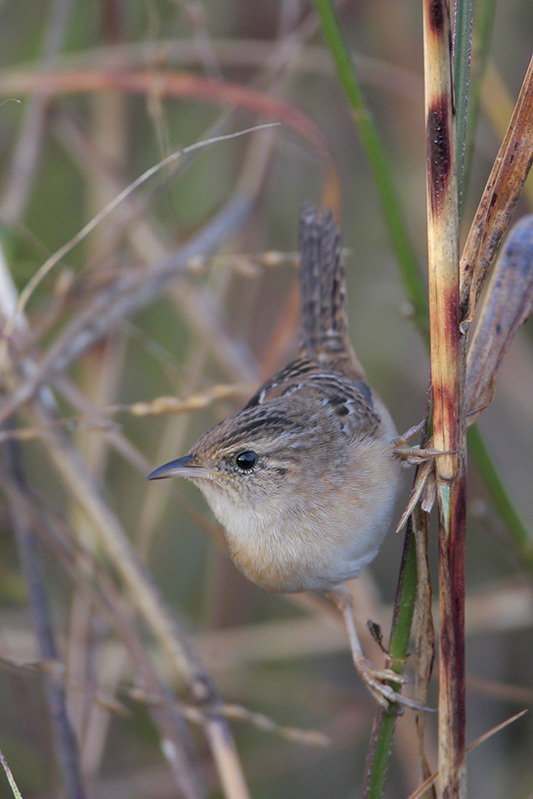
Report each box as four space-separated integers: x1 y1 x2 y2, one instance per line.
405 710 528 799
0 383 252 441
1 445 88 799
3 475 206 799
0 67 336 179
29 398 250 799
50 109 261 383
0 192 254 427
126 688 329 748
0 39 422 102
465 214 533 423
11 127 273 327
0 220 251 798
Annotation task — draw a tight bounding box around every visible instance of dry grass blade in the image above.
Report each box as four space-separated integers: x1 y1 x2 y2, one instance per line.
3 463 88 799
466 214 533 423
405 710 528 799
395 459 434 532
0 193 252 427
127 689 330 748
0 67 340 205
0 237 250 798
0 69 321 151
466 674 533 705
30 402 250 799
0 747 23 799
459 56 533 327
0 418 114 442
1 124 276 345
113 383 251 417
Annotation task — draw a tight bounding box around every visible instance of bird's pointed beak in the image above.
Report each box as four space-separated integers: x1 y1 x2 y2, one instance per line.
147 454 209 481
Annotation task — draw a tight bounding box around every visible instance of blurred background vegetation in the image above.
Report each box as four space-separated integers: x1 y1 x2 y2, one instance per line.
0 1 532 797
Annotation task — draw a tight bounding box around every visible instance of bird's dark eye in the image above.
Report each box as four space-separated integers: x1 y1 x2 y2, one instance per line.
235 450 257 471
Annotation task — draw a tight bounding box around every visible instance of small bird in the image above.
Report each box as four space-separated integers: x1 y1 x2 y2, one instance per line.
148 204 418 709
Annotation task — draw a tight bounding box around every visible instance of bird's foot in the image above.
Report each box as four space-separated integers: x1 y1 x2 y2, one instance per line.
394 423 454 465
355 656 433 712
394 443 452 465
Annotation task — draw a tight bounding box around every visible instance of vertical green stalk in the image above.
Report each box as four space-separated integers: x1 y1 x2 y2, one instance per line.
453 0 473 206
362 528 418 798
463 0 497 196
313 0 427 326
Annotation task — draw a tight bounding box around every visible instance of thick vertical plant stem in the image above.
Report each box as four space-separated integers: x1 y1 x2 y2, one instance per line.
423 2 466 798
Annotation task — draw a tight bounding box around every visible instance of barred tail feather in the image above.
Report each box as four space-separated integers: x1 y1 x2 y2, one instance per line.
299 203 363 376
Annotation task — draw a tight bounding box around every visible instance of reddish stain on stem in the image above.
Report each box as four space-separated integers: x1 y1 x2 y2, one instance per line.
443 285 460 354
428 0 445 35
439 479 467 758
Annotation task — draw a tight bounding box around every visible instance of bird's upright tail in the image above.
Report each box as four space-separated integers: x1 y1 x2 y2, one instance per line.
298 203 364 377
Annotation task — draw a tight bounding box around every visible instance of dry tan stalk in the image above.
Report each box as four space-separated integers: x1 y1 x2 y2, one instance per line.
3 474 205 799
30 403 251 799
0 746 23 799
69 76 127 752
423 1 466 797
0 240 251 799
465 214 533 423
126 689 329 748
405 710 528 799
112 384 251 416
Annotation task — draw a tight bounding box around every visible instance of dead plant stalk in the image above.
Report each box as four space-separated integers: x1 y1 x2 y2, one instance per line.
423 1 466 797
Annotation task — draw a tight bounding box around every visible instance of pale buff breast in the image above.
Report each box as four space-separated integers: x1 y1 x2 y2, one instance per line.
201 435 401 593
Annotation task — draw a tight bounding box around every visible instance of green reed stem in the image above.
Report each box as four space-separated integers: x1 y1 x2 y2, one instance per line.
362 526 418 799
453 0 473 208
313 0 427 326
462 0 497 203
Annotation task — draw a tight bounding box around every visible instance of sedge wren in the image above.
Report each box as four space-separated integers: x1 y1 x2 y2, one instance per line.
148 204 418 710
